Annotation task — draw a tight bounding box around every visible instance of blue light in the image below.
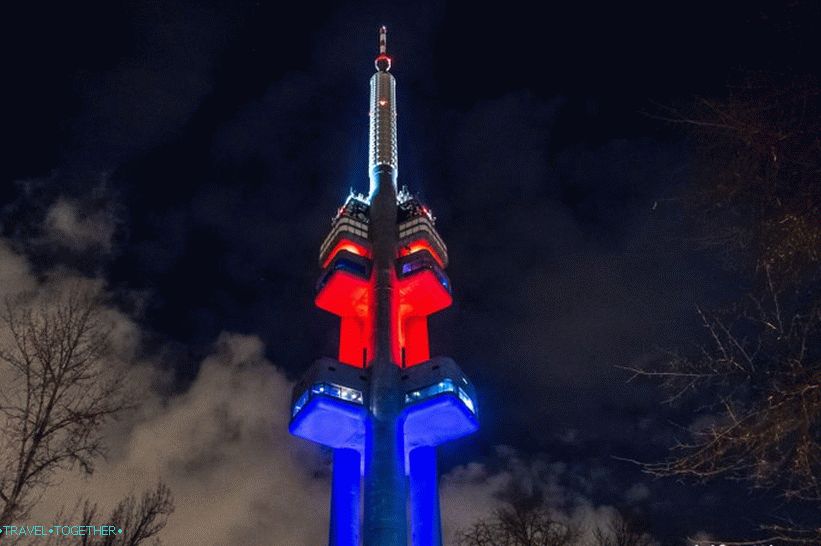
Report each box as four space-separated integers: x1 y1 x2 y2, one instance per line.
289 397 367 450
330 449 361 546
403 395 479 451
456 387 475 413
292 382 364 419
405 378 454 404
292 374 477 544
316 256 370 292
405 379 476 415
292 390 310 417
409 446 441 546
397 253 451 294
312 382 364 404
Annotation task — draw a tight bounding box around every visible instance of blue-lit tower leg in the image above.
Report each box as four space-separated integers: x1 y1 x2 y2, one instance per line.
330 448 361 546
409 446 442 546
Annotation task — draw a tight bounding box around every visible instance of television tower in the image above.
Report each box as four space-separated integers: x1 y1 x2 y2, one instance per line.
290 26 478 546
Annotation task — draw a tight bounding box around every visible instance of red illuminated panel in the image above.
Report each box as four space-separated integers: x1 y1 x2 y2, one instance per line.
316 272 372 369
318 242 451 370
398 239 444 267
315 272 370 318
393 271 452 367
401 316 429 366
339 316 370 367
322 240 371 269
396 271 451 317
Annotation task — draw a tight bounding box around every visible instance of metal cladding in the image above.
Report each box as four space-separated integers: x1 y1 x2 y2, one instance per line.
289 26 478 546
369 26 397 196
369 72 398 184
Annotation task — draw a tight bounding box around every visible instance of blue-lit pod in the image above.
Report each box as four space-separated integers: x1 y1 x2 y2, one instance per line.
401 357 478 451
289 358 369 450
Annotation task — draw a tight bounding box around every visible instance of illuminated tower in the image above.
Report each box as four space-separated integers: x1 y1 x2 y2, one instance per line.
289 27 478 546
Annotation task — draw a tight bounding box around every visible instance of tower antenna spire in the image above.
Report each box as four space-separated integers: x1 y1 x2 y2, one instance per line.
369 25 397 195
375 25 391 72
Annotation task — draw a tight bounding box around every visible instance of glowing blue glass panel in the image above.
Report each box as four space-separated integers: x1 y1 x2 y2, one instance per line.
289 397 366 450
399 257 451 294
457 387 475 414
333 258 368 278
316 256 370 292
292 390 310 417
293 382 364 419
405 379 475 415
403 395 479 450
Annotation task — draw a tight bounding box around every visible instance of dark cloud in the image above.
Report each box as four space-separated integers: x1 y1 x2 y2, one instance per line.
64 1 240 171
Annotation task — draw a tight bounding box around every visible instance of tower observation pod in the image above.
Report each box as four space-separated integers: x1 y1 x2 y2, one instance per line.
289 26 478 546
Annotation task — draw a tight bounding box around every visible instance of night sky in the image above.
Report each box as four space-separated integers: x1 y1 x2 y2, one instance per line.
4 1 820 544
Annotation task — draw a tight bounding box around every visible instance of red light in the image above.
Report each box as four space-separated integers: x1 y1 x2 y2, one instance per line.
396 269 452 367
339 316 369 367
317 239 450 370
315 272 372 368
402 317 429 366
322 240 371 268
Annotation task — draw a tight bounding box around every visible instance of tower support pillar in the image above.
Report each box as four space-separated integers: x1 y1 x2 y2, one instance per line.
409 446 442 546
329 448 361 546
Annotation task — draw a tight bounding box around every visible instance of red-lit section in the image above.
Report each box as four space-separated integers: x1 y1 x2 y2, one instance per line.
315 271 369 317
322 240 371 268
339 315 368 367
395 269 452 367
317 211 451 370
315 270 372 368
389 269 402 366
397 270 451 317
398 239 445 267
401 316 429 366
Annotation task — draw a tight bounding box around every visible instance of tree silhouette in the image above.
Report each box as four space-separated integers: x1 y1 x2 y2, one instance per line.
0 286 174 544
630 71 821 544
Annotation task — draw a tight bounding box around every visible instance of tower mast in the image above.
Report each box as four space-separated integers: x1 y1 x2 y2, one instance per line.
289 26 478 546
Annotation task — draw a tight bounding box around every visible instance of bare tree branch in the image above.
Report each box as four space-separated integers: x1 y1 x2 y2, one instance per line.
634 71 821 543
0 285 131 522
455 503 581 546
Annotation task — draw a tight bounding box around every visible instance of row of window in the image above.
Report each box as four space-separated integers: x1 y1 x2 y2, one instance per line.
397 218 448 264
292 382 365 417
316 249 450 295
319 218 370 263
397 251 451 294
292 378 476 418
404 378 476 414
316 252 372 293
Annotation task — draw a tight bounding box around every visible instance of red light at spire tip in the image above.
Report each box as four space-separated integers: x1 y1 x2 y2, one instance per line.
375 25 391 72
